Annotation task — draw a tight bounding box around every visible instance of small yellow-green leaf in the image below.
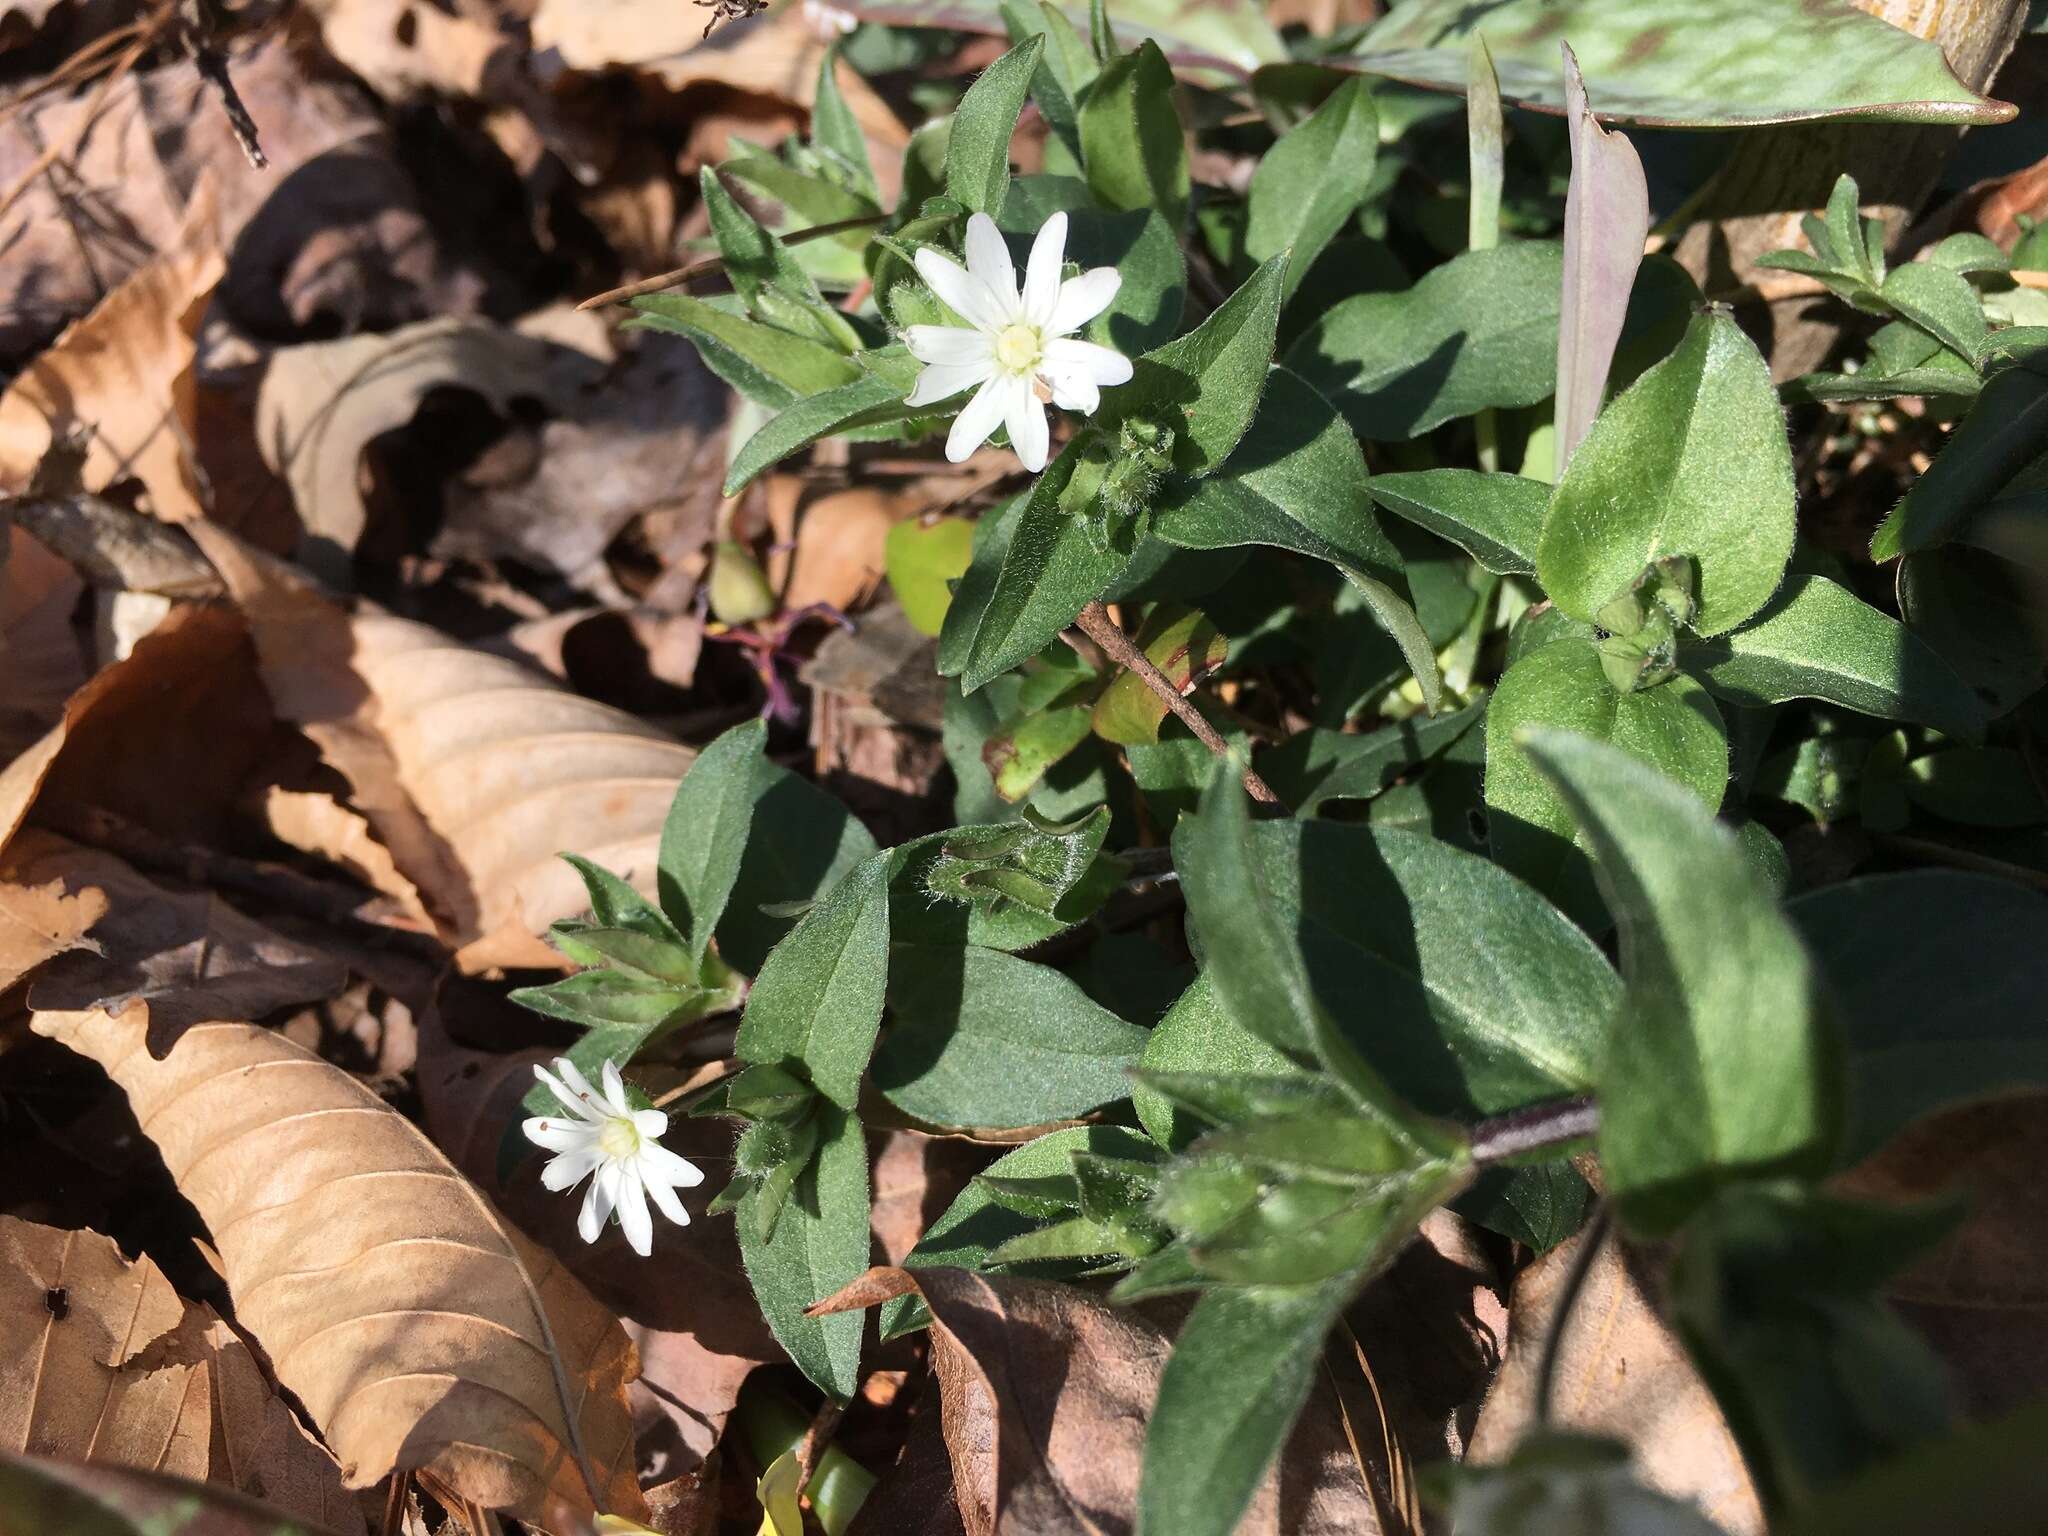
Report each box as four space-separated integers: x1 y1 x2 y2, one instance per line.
1092 605 1226 746
885 516 976 635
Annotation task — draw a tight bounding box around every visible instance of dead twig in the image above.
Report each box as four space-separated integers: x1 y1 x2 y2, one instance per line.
0 12 168 224
1073 600 1283 807
577 213 890 311
794 1396 845 1489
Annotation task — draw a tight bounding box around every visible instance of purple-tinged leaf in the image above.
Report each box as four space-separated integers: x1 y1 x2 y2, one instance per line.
1555 42 1650 475
1467 34 1503 254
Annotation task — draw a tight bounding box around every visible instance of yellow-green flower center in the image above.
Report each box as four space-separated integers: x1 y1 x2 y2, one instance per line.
599 1117 642 1160
994 322 1042 374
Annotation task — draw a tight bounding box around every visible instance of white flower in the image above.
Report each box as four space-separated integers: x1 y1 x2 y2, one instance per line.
800 0 857 36
523 1057 704 1257
905 211 1134 472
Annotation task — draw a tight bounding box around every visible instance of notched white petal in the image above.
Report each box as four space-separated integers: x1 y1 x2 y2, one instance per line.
1044 336 1134 387
906 358 993 408
915 247 1006 332
1020 210 1069 326
946 377 1011 462
905 324 992 366
1048 268 1122 336
963 213 1019 316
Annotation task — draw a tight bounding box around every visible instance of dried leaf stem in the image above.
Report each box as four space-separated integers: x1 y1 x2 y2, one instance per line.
1073 600 1282 807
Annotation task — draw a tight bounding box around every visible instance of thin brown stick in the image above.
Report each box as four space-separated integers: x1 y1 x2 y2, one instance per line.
379 1471 411 1536
0 11 168 222
1073 600 1283 807
576 212 889 310
794 1396 845 1488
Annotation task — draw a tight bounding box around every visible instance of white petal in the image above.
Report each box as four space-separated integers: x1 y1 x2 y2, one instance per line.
632 1108 668 1138
533 1065 600 1122
645 1174 692 1227
1043 336 1134 388
1020 211 1068 327
1003 374 1050 472
963 213 1019 319
523 1117 595 1154
540 1145 603 1192
639 1140 707 1188
1047 268 1122 336
906 358 994 408
1044 367 1099 414
556 1058 604 1114
946 377 1011 462
905 324 994 366
578 1164 620 1244
601 1059 632 1115
616 1174 654 1257
915 248 1007 333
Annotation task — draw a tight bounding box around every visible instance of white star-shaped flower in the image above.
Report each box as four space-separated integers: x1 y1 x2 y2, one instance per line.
523 1057 704 1257
905 210 1134 472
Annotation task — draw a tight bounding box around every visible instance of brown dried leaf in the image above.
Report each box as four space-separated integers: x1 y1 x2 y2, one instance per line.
30 1002 646 1530
784 487 907 614
309 0 512 101
20 840 349 1058
1835 1095 2048 1420
0 1215 212 1481
0 601 273 856
1466 1229 1763 1536
202 1319 367 1534
812 1267 1381 1536
0 526 86 760
0 830 107 993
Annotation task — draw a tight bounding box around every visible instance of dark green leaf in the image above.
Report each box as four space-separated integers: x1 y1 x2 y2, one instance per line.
1879 261 1987 362
659 718 769 964
874 946 1149 1128
1779 1398 2048 1536
1134 1282 1351 1536
1537 307 1795 636
718 761 879 976
1132 973 1307 1150
735 1103 871 1398
1518 727 1840 1235
724 372 917 494
627 293 861 408
1259 701 1483 813
734 853 891 1108
812 45 879 200
1871 364 2048 560
1285 241 1563 441
947 36 1044 214
1079 41 1189 229
1367 469 1546 575
1245 76 1377 298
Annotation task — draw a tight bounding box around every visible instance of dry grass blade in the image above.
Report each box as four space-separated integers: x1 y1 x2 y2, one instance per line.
30 1004 646 1531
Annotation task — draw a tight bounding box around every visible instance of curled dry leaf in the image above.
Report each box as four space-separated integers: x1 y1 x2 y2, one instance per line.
193 526 697 962
1835 1095 2048 1419
31 1001 645 1529
1466 1228 1764 1536
0 204 222 525
254 313 610 577
811 1266 1382 1536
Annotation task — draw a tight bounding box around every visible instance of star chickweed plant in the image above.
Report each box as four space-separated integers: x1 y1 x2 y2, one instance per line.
905 211 1133 471
524 1057 704 1257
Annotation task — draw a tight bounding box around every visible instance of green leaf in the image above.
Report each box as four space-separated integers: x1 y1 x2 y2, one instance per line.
886 515 976 636
812 46 879 201
1791 871 2048 1159
734 853 891 1108
1450 1433 1727 1535
874 946 1150 1127
881 1124 1161 1337
1339 0 2013 127
1669 1183 1954 1508
659 717 769 964
724 154 879 228
1871 364 2048 560
947 442 1131 691
1134 1282 1351 1536
1682 574 1988 742
1367 469 1547 575
1245 76 1377 299
1537 307 1795 636
556 851 686 946
1517 727 1841 1235
719 761 880 976
1879 261 1988 362
1778 1398 2048 1536
1485 638 1729 910
1222 819 1616 1119
1260 701 1484 814
947 35 1043 214
834 0 1286 74
1132 973 1306 1150
724 372 916 494
628 292 861 409
998 175 1187 355
1904 746 2048 826
701 166 830 317
997 0 1082 159
1285 241 1564 441
1091 605 1225 746
735 1103 870 1399
1105 255 1289 477
1079 40 1189 229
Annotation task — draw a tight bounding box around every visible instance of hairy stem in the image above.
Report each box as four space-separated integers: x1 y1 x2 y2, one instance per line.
1073 601 1283 808
1469 1093 1599 1166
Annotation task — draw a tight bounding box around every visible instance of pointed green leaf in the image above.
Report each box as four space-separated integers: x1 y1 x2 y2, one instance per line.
1133 974 1307 1150
724 372 917 494
659 717 769 963
812 46 879 200
1367 469 1546 575
627 292 861 408
947 36 1044 214
1245 76 1377 298
1538 308 1795 636
1079 40 1189 229
1871 364 2048 560
1879 261 1988 362
1518 727 1841 1235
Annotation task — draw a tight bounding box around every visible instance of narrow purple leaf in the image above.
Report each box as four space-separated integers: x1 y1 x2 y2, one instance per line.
1554 41 1651 475
1468 34 1503 253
